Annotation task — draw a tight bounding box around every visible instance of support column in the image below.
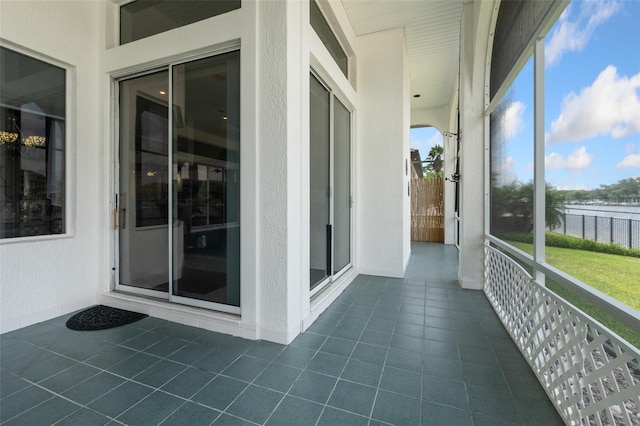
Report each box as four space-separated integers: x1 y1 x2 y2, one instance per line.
256 0 305 343
357 29 411 278
457 2 495 290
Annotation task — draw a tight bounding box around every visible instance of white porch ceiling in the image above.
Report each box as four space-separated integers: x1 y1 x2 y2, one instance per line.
341 0 468 112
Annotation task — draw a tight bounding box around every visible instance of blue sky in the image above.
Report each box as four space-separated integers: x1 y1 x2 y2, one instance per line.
412 0 640 190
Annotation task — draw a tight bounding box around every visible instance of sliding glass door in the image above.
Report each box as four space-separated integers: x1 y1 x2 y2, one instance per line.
309 72 351 292
310 75 331 288
116 50 240 312
171 52 240 308
118 71 170 295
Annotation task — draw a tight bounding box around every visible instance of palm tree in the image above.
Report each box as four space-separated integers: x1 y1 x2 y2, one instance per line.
425 144 443 176
490 181 565 233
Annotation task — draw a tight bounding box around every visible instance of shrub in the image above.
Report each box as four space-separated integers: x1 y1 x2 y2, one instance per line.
495 231 640 258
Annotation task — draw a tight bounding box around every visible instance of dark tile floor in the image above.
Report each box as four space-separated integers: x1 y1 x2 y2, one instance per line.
0 243 563 425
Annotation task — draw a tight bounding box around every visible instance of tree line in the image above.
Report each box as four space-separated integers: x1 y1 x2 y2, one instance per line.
490 177 640 235
559 177 640 203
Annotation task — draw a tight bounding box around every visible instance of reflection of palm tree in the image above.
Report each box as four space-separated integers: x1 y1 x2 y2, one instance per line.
426 145 443 174
491 180 565 233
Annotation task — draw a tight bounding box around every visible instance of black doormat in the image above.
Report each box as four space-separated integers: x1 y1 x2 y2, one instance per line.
66 305 147 331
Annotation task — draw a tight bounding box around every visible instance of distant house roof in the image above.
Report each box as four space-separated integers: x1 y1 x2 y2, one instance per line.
410 148 423 178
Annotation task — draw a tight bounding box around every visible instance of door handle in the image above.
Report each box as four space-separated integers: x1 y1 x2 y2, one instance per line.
120 193 127 230
113 193 118 230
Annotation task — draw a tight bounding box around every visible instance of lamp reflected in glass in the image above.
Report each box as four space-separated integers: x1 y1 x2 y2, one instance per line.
0 116 46 147
0 117 19 145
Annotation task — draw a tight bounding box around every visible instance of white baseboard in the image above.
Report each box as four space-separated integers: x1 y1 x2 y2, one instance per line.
0 295 96 334
458 274 483 290
98 292 257 340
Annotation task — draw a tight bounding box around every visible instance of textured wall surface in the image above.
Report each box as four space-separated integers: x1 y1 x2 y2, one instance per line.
256 0 291 335
357 29 410 278
0 0 101 332
457 1 495 290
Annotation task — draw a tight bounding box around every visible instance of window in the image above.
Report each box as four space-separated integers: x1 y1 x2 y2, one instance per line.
0 47 66 239
120 0 241 45
487 0 640 340
543 1 640 316
310 0 348 78
490 57 534 239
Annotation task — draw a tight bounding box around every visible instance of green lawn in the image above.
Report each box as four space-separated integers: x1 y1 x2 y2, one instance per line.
507 241 640 349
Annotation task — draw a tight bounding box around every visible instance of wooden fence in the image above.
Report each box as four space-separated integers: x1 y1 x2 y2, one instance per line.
411 177 444 242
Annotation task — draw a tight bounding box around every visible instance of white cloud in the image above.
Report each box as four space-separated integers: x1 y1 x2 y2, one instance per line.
492 156 516 186
545 152 566 170
616 154 640 168
567 146 593 169
556 183 589 191
546 66 640 144
546 0 621 67
545 146 593 170
499 101 526 141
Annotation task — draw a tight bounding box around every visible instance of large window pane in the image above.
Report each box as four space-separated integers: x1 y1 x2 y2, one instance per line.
172 51 241 307
544 1 640 314
490 56 534 245
0 47 65 239
120 0 241 45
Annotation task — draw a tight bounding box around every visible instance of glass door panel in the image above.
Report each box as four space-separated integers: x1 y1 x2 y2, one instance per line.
118 71 170 294
333 99 350 274
310 74 331 289
172 51 241 307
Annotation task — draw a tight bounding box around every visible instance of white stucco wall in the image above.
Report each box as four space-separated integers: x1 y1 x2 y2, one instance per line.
0 0 411 341
457 1 496 290
357 29 411 278
97 0 359 344
257 0 308 343
0 1 101 332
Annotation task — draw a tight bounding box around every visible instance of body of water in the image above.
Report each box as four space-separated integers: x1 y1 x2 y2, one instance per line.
563 205 640 221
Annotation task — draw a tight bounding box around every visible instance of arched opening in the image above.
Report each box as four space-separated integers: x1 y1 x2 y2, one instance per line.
410 126 444 242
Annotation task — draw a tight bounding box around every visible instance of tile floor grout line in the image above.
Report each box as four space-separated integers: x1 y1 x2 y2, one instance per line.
364 277 395 424
1 244 565 426
208 340 294 425
312 275 380 426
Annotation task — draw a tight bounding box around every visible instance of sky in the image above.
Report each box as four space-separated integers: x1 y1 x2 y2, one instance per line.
411 0 640 191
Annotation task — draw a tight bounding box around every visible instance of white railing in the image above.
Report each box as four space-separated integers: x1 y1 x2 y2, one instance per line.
484 244 640 425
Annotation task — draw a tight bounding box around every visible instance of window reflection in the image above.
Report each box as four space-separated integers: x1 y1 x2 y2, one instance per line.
490 57 534 239
0 47 65 239
173 50 241 307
